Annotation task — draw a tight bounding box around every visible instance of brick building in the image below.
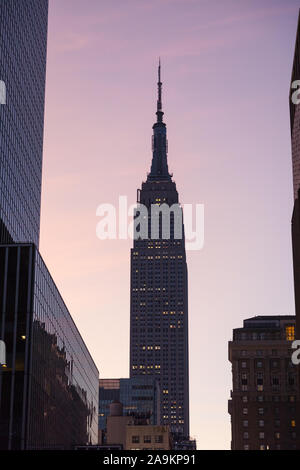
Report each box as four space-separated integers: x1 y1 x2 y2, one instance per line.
228 315 299 450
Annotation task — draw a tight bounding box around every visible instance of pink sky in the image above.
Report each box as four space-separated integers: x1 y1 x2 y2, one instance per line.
40 0 299 449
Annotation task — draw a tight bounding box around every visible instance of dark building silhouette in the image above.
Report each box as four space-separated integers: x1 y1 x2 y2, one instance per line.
129 63 189 437
228 316 299 450
0 1 99 449
171 435 197 450
0 244 99 449
291 11 300 341
290 10 300 201
0 0 48 246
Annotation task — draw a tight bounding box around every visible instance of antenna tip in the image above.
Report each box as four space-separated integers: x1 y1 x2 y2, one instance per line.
158 57 161 82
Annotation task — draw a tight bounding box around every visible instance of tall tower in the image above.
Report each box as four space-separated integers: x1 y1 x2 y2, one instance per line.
130 62 189 437
290 11 300 339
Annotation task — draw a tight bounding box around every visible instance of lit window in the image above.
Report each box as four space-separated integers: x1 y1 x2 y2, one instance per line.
286 326 295 341
243 408 248 415
291 420 296 427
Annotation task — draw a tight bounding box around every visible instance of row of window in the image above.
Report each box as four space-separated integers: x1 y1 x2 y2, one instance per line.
235 326 295 341
240 349 279 356
242 419 296 428
243 431 294 439
132 435 164 444
243 444 282 450
241 395 296 402
239 360 290 368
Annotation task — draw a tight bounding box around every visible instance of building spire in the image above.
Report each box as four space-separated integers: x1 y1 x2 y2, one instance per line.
156 58 164 123
147 59 171 182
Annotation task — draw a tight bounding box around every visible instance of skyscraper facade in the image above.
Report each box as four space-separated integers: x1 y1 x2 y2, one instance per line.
290 11 300 201
291 11 300 339
0 0 48 246
129 64 189 437
228 316 299 450
0 1 99 449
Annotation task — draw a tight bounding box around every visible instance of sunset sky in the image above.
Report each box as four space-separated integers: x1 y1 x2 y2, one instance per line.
40 0 299 449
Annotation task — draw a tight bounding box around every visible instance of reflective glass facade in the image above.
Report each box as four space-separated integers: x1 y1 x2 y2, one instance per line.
0 0 99 451
0 0 48 245
99 377 160 433
0 244 99 449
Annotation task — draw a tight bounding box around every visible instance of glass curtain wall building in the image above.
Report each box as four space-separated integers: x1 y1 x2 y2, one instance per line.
0 1 99 449
0 0 48 246
0 244 99 449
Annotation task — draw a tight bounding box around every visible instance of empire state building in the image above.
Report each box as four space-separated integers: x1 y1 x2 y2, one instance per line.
129 62 189 437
